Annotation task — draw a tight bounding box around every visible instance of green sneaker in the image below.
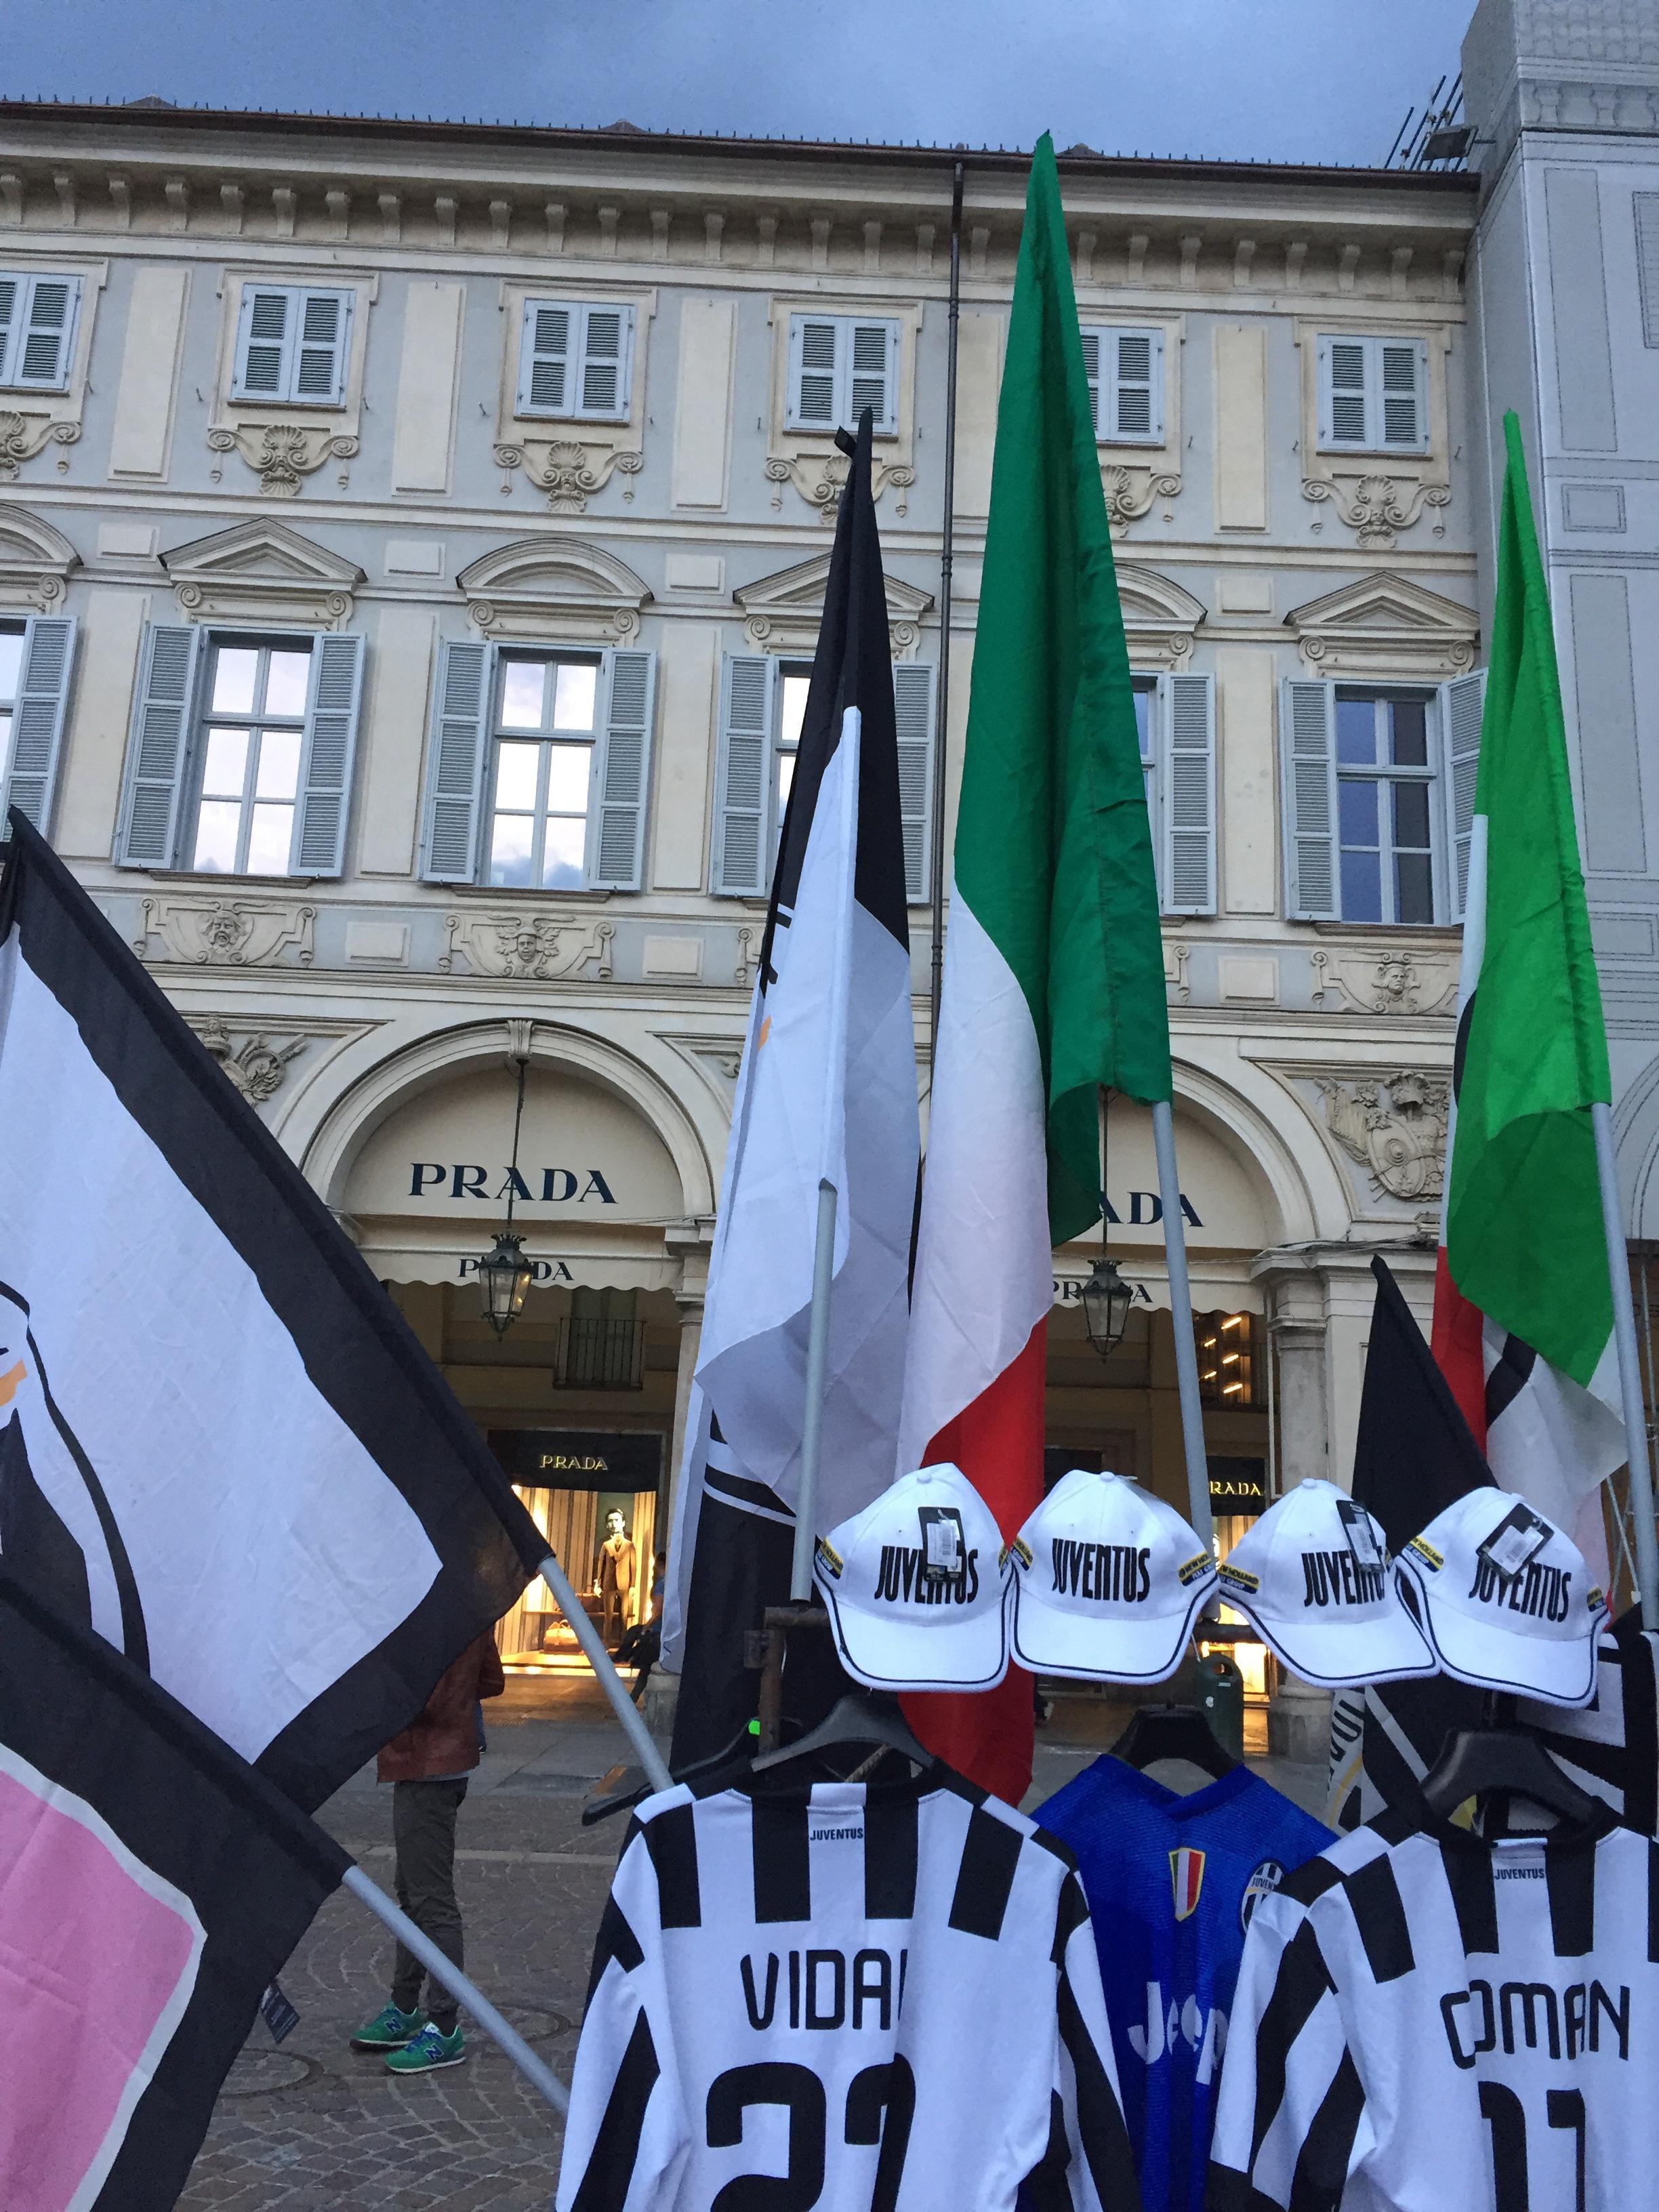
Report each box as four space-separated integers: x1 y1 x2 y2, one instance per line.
350 2002 426 2051
386 2021 466 2074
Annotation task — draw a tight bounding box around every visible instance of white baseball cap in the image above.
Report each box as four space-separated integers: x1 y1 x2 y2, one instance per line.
813 1463 1010 1692
1008 1469 1217 1683
1214 1478 1437 1688
1398 1488 1609 1707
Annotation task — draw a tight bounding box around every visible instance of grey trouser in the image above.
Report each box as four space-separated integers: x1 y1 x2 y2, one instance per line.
390 1777 468 2032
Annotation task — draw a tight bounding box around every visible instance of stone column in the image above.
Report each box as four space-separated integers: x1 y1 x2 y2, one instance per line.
1253 1253 1334 1765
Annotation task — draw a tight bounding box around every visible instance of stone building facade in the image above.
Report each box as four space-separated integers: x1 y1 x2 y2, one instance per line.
0 98 1485 1688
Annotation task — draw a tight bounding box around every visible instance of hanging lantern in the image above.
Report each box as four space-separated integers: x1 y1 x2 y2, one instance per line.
478 1229 534 1337
1080 1253 1134 1359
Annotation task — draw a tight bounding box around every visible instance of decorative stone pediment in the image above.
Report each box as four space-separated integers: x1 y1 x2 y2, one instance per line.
0 506 81 613
734 552 934 657
1116 563 1208 669
1286 571 1478 678
163 519 363 630
456 537 653 644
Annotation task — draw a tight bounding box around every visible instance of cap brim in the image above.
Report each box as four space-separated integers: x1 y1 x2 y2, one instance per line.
1401 1559 1604 1707
1009 1572 1214 1683
815 1567 1010 1692
1237 1595 1438 1689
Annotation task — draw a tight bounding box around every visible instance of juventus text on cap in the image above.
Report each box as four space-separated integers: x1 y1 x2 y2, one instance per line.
812 1463 1010 1693
1008 1469 1217 1683
1214 1478 1437 1689
1398 1488 1609 1707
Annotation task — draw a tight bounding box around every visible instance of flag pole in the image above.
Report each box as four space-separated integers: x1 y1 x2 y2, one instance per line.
928 155 964 1065
538 1550 672 1792
342 1865 569 2112
1591 1103 1659 1628
790 1180 840 1597
1152 1099 1214 1548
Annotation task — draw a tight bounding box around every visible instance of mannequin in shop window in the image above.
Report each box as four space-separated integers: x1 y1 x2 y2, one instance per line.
596 1509 636 1644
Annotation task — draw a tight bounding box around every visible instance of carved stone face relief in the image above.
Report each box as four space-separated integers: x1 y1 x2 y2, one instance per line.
1317 1070 1450 1202
441 912 614 983
192 1015 305 1103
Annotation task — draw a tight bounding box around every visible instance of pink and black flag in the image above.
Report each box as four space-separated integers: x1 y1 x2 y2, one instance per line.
0 808 544 1809
0 1568 348 2211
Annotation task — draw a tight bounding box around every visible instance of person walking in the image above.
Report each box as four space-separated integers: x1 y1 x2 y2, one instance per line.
349 1631 505 2074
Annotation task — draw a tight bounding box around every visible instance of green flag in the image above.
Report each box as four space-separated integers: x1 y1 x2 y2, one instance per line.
953 132 1171 1244
1446 410 1612 1385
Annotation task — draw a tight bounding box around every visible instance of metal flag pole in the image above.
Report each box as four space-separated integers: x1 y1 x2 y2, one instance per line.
1591 1103 1659 1628
537 1549 673 1792
928 155 965 1065
342 1865 568 2112
1152 1098 1215 1549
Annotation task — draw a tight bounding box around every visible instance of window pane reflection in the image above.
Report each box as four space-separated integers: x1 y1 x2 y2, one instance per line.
500 661 546 729
541 818 586 888
0 632 23 703
264 651 311 718
489 815 534 885
192 802 241 872
255 729 302 801
245 802 293 875
211 648 258 716
552 663 597 731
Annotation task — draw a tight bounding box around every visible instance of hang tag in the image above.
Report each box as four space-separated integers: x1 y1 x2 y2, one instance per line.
918 1506 965 1585
1478 1502 1553 1580
260 1979 300 2045
1336 1497 1385 1572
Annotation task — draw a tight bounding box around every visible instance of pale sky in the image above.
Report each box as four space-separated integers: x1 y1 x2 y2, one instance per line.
4 0 1471 169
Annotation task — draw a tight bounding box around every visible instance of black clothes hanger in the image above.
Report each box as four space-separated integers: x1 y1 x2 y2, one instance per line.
1419 1724 1600 1826
751 1690 931 1778
1110 1702 1237 1780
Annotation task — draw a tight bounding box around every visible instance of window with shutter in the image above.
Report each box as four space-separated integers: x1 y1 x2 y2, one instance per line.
1280 678 1340 920
1078 325 1163 444
0 616 77 834
516 300 634 421
785 314 899 434
1318 334 1429 453
293 632 365 876
712 655 776 896
0 272 83 392
231 284 352 405
420 640 495 883
590 648 657 890
893 661 936 903
1440 670 1485 920
1160 671 1216 915
117 625 205 869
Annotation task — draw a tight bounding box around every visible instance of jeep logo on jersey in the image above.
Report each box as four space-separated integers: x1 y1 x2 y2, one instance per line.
1465 1554 1573 1624
1127 1982 1227 2083
1049 1540 1151 1604
1241 1860 1286 1933
1300 1550 1385 1610
872 1544 981 1607
1170 1847 1206 1921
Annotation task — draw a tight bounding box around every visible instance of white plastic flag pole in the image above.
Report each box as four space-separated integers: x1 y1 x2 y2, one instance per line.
1591 1102 1659 1629
537 1550 673 1793
342 1864 569 2112
1152 1099 1215 1550
791 1179 841 1599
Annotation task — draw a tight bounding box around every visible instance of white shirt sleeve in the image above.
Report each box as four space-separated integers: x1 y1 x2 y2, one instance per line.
1043 1870 1141 2209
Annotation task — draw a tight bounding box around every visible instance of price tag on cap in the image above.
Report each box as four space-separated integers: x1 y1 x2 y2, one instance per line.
1478 1501 1553 1580
1336 1496 1385 1572
918 1506 964 1584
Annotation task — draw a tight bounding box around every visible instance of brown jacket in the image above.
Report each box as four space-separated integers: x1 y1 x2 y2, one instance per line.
377 1633 506 1784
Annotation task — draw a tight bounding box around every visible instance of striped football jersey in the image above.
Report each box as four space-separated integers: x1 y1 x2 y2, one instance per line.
1208 1804 1659 2210
556 1763 1138 2211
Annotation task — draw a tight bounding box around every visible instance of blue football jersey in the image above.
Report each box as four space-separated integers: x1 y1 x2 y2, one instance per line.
1033 1755 1330 2212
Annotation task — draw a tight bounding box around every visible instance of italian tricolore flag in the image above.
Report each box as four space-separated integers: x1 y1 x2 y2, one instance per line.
899 136 1172 1801
1434 411 1624 1558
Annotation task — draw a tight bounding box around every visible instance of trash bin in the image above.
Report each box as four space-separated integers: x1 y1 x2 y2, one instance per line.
1191 1651 1245 1763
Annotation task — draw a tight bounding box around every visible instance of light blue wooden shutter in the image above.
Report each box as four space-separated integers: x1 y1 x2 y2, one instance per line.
518 300 572 415
1 615 77 832
0 277 16 383
1379 340 1428 453
117 624 203 867
712 653 775 895
848 319 897 432
15 275 81 391
1160 671 1215 915
292 632 365 875
578 305 632 419
1441 670 1485 921
420 639 495 882
1282 678 1339 920
590 647 656 890
233 285 294 399
893 661 935 903
293 289 352 403
1080 329 1104 436
1321 336 1370 447
788 316 841 430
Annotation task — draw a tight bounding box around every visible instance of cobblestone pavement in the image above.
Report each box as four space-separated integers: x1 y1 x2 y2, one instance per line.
179 1676 1324 2208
